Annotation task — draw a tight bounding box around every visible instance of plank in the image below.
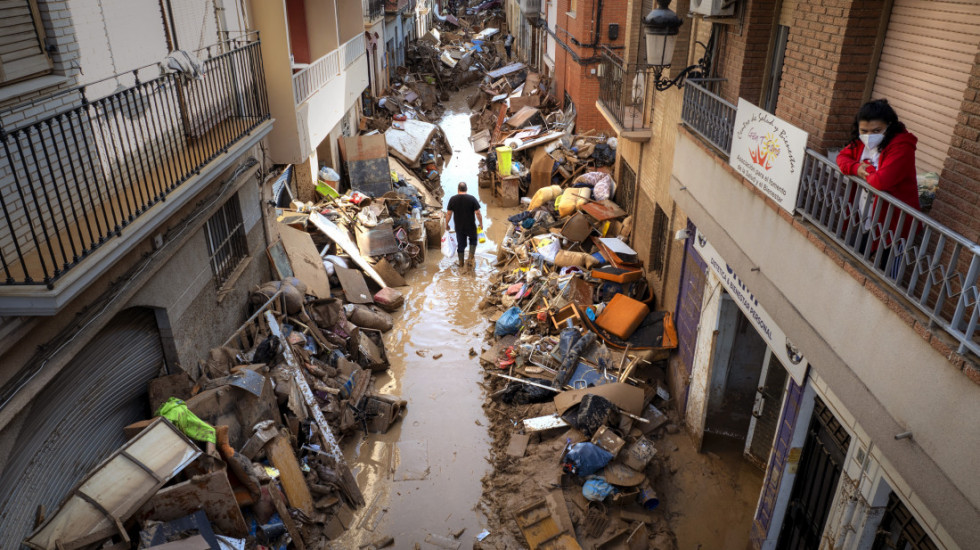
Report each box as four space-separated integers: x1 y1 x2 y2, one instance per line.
278 225 331 299
335 264 374 304
309 212 387 288
266 434 315 516
373 257 408 287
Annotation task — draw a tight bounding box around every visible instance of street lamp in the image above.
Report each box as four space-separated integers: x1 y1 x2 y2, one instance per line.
643 0 709 91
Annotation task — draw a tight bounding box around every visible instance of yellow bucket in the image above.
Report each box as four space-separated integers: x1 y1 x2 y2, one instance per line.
496 146 512 176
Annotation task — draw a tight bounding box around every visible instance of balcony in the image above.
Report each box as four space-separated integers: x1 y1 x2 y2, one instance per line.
364 0 384 20
596 50 652 141
0 36 271 314
293 34 366 106
520 0 541 17
385 0 408 14
680 79 980 358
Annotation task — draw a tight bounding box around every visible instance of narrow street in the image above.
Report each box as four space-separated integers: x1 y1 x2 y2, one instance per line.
337 86 516 549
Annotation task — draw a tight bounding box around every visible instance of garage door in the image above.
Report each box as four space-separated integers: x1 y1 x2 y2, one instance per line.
872 0 980 173
0 308 164 545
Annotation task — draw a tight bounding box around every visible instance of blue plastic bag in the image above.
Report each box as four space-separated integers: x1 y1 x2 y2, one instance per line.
562 442 613 476
494 306 523 337
583 477 615 502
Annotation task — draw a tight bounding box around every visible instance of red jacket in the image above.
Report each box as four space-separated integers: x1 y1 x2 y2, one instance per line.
836 131 921 211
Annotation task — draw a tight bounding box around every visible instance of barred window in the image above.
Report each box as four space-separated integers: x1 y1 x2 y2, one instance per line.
651 205 669 276
205 194 248 288
872 492 939 550
616 158 636 215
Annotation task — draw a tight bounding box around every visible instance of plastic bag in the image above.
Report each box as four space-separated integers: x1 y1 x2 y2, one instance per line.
441 231 458 257
156 397 217 443
494 306 523 337
561 442 613 476
583 478 615 502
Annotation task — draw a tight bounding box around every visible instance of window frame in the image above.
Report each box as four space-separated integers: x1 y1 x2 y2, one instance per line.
0 0 54 86
205 193 249 290
651 204 669 276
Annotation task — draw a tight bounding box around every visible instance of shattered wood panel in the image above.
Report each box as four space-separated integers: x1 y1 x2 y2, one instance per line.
25 419 200 550
385 119 438 166
267 435 315 516
137 470 248 538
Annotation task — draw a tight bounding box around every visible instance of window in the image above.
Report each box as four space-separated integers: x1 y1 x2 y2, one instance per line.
568 0 577 16
205 194 248 289
616 158 636 215
762 25 789 114
651 205 669 276
0 0 53 85
872 492 939 550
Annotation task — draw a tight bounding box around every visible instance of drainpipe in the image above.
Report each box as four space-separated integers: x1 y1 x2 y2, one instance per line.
835 495 859 549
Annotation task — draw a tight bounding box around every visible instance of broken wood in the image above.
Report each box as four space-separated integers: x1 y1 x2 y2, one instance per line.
267 433 315 516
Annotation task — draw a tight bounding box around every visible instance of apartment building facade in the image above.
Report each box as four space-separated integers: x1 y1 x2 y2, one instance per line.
248 0 370 201
0 0 273 543
600 1 980 549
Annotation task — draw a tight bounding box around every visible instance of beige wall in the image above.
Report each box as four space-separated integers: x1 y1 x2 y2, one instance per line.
670 130 980 546
336 0 362 44
306 0 339 59
249 0 301 163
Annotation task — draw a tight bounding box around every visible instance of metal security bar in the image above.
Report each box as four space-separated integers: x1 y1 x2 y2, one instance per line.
681 79 735 156
598 49 649 132
0 37 270 287
797 151 980 356
364 0 384 19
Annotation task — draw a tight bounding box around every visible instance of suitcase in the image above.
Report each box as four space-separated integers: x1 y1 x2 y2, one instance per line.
596 294 650 340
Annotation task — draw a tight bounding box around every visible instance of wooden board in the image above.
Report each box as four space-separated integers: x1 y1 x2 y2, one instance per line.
506 433 531 458
310 212 387 288
513 498 582 550
266 240 295 279
137 469 248 538
266 434 315 516
373 257 408 287
335 264 374 304
26 419 201 550
279 225 331 298
554 383 645 416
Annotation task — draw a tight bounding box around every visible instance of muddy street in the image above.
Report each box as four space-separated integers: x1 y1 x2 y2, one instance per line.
336 86 516 549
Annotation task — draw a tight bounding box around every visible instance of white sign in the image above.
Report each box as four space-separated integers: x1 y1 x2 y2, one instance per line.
694 230 808 384
729 98 809 214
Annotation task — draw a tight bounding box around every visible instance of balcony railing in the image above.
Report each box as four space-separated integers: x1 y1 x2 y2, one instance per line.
365 0 384 19
598 50 650 132
293 35 365 105
680 80 980 356
386 0 408 13
681 79 735 155
0 36 270 287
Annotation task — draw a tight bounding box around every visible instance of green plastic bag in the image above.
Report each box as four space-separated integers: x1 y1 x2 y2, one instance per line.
156 397 217 443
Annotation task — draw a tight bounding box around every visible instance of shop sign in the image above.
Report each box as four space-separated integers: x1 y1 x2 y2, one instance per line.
729 99 809 214
694 230 808 384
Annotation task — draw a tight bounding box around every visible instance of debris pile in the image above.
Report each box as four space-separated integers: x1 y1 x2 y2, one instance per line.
22 162 450 549
474 159 681 548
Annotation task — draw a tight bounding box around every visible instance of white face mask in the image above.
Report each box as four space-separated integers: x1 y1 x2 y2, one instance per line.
860 133 884 150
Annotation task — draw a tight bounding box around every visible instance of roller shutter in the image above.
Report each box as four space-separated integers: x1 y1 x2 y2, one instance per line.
871 0 980 173
0 308 164 546
0 0 53 84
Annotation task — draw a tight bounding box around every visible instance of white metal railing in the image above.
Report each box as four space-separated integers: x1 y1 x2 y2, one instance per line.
343 33 365 68
293 50 339 105
680 79 980 356
293 35 366 105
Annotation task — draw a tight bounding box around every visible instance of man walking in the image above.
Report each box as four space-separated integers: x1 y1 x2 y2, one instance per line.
445 182 483 267
504 32 514 60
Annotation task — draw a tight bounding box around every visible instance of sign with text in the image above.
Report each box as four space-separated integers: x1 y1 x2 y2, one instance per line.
694 230 808 384
729 99 809 214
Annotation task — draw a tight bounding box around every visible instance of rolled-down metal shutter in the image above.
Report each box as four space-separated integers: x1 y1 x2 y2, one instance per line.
871 0 980 173
0 308 164 547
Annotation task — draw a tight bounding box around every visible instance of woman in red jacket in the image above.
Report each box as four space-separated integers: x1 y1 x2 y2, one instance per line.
836 99 920 274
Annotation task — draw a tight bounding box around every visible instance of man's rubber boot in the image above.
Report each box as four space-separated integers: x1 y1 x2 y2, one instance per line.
457 252 465 266
466 247 476 268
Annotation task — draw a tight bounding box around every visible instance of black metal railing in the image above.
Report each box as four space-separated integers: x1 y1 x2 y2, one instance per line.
681 78 735 155
679 79 980 356
598 50 650 132
365 0 384 19
0 36 270 287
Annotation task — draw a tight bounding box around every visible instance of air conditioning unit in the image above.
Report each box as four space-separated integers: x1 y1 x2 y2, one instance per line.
691 0 735 17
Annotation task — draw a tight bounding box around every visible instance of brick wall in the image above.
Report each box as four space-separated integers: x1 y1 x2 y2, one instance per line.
774 0 881 152
714 0 778 107
932 50 980 243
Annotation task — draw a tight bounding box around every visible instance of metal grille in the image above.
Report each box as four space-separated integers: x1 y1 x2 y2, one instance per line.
205 193 248 288
651 205 669 276
872 492 939 550
616 157 636 215
598 48 649 132
681 79 736 156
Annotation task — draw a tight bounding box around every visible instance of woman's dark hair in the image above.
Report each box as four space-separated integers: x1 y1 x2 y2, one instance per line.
849 99 907 150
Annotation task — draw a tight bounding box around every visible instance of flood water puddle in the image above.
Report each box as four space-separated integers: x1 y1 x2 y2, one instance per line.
337 86 516 549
